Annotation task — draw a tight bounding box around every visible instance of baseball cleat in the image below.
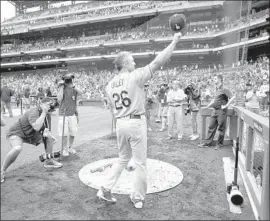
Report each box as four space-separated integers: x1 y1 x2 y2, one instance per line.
63 149 69 156
68 147 77 154
97 186 117 203
130 195 143 209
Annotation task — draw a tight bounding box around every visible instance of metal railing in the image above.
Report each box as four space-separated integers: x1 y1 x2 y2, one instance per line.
200 106 269 220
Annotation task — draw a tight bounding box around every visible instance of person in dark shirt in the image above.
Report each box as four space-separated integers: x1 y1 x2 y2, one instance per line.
1 97 62 183
1 83 14 118
198 74 235 150
57 74 82 156
46 87 52 97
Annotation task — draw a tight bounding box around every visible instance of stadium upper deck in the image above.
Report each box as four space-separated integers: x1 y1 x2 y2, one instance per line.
1 1 225 35
0 1 269 72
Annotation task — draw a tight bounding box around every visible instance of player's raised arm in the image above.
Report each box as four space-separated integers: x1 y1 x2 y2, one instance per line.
148 32 182 73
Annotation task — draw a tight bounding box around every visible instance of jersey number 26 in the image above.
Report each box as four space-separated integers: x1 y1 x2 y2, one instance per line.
112 90 131 110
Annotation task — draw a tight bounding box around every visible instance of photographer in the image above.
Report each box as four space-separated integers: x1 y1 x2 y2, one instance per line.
158 83 169 132
1 97 62 183
198 74 235 150
57 73 82 156
155 84 166 123
184 82 201 141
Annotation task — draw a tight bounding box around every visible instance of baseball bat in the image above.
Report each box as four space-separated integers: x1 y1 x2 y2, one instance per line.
90 161 114 173
60 108 66 160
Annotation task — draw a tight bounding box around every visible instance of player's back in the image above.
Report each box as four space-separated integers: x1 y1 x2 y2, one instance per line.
106 67 152 118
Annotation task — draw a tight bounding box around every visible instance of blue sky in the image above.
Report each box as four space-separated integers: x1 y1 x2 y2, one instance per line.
1 1 15 22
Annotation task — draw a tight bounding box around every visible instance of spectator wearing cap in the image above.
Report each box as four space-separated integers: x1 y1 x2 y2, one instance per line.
245 83 260 114
166 80 186 140
198 74 235 150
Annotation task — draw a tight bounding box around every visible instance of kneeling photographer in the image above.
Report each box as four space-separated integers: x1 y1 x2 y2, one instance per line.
184 82 201 141
1 97 62 183
57 73 82 157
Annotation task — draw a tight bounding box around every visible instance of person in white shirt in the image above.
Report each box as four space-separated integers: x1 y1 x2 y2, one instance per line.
166 80 186 140
245 83 260 114
258 79 269 111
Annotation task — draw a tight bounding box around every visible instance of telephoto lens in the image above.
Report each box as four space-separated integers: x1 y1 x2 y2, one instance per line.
39 151 61 162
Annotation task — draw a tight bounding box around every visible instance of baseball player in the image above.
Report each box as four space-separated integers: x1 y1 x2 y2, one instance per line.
96 32 183 209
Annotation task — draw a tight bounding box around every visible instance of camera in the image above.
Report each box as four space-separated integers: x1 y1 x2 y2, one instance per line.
49 100 59 112
57 73 75 87
39 151 60 162
184 104 191 115
62 73 74 81
44 97 59 112
184 85 194 96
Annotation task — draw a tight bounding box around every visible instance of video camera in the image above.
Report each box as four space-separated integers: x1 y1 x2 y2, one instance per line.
49 99 59 112
184 84 194 96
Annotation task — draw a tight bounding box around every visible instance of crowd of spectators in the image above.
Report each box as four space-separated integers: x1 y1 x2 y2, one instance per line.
1 56 269 117
1 1 175 35
2 1 126 24
1 7 268 55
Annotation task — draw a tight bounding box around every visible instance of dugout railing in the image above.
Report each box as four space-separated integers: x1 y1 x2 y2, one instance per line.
200 106 269 221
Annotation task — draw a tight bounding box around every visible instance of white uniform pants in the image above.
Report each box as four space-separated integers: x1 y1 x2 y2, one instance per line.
167 106 183 138
102 115 147 201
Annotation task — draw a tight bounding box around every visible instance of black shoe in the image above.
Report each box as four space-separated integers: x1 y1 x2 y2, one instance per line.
198 143 209 148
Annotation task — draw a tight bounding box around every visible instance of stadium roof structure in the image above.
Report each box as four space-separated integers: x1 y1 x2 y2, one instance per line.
8 1 45 8
8 0 70 8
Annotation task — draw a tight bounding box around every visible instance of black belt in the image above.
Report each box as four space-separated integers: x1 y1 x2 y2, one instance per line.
118 114 143 119
169 105 181 107
129 114 142 119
